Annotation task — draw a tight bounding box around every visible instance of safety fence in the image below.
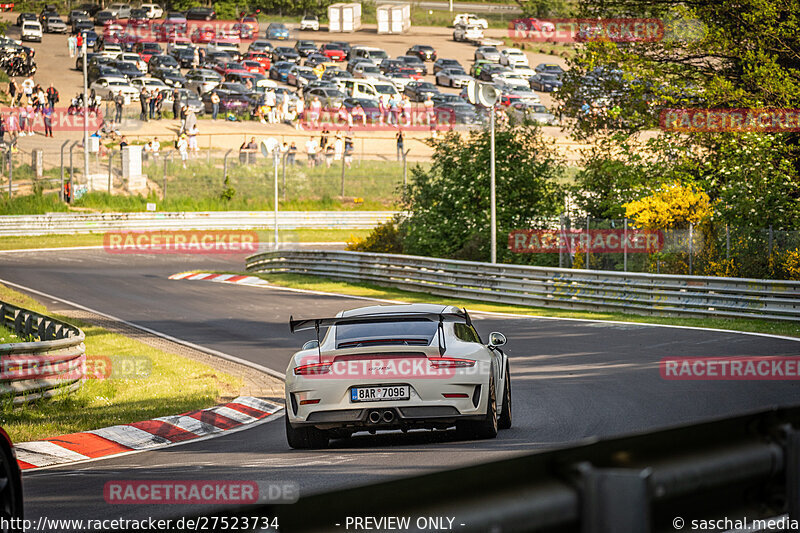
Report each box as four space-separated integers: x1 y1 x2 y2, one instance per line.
186 405 800 533
0 211 397 236
0 300 86 404
246 250 800 321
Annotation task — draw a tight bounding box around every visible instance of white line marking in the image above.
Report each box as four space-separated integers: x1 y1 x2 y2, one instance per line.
0 278 287 380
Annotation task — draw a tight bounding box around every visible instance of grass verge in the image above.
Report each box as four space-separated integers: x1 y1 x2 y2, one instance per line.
0 283 242 443
0 229 368 251
241 272 800 339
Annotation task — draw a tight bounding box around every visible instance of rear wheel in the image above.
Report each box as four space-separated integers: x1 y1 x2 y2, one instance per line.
285 414 329 449
498 361 512 430
456 376 498 440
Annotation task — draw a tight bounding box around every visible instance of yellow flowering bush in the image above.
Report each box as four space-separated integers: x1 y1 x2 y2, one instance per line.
782 248 800 280
624 181 712 229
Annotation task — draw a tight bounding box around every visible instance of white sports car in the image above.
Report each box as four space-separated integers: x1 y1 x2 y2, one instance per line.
284 304 512 449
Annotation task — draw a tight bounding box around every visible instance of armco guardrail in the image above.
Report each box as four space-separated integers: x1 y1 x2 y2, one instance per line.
246 250 800 322
0 211 397 236
0 301 85 404
190 406 800 533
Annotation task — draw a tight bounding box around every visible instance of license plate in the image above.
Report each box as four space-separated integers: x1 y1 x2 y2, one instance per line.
351 386 410 402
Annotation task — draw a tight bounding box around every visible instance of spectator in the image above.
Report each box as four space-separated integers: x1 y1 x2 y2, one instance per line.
18 106 27 136
324 143 334 168
155 90 164 119
308 96 321 128
114 91 123 123
140 88 149 121
151 137 160 160
187 123 199 153
210 91 220 120
344 135 353 168
21 77 34 101
333 132 343 162
46 83 59 109
8 80 16 105
294 96 304 130
352 103 366 127
119 136 128 149
172 88 181 119
148 90 157 119
6 109 17 143
0 113 5 143
305 137 318 167
25 103 33 136
68 35 77 58
396 130 404 161
43 106 53 137
320 129 329 152
288 142 297 166
177 133 188 168
192 48 199 69
401 95 412 126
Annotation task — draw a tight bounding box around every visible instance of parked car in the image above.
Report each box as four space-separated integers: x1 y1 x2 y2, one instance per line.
88 63 123 83
436 67 472 88
43 16 66 33
249 39 272 53
453 13 488 29
244 50 271 70
158 87 202 114
304 86 345 109
437 102 482 125
382 68 421 90
266 22 289 40
534 63 565 75
129 76 168 91
77 2 102 16
72 20 93 35
107 3 131 18
294 39 317 57
320 42 347 61
474 46 501 62
453 24 483 43
478 64 512 82
171 47 196 68
241 59 265 74
186 68 222 94
499 48 528 67
406 44 437 62
119 51 147 72
21 21 42 42
287 65 316 87
508 101 557 124
134 41 163 62
147 53 180 73
186 6 215 20
404 80 439 102
90 76 139 100
67 10 88 24
153 66 187 87
140 3 163 19
201 89 252 114
353 62 381 79
299 14 319 31
128 9 148 26
269 61 295 81
16 12 36 26
396 55 427 75
109 59 143 79
529 73 562 92
213 61 249 77
272 46 300 63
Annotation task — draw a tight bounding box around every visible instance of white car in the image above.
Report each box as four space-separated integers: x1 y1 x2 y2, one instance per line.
511 65 536 78
493 72 532 89
300 14 320 31
21 21 42 42
120 52 147 72
107 3 131 18
140 3 163 19
130 77 168 91
90 77 139 101
453 13 488 30
284 304 512 449
453 24 484 43
436 68 472 88
499 48 529 67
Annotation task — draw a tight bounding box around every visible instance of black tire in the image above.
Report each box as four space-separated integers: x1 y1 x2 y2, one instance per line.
0 439 23 531
498 361 512 430
456 376 498 440
285 414 328 449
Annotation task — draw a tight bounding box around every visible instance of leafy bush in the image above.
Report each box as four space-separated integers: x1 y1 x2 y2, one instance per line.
346 219 403 254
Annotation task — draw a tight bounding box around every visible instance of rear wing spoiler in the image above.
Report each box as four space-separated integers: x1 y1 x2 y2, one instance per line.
288 310 475 358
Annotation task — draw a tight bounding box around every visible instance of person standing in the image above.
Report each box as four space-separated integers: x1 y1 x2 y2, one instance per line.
21 77 34 102
8 80 16 105
114 91 123 123
172 88 181 119
210 91 219 120
305 136 317 167
140 88 149 121
46 83 58 109
0 113 6 144
68 35 77 58
294 95 304 129
148 89 157 120
43 106 53 137
6 109 18 143
396 130 404 161
18 106 27 137
177 133 188 168
76 33 83 51
288 142 297 166
151 137 160 161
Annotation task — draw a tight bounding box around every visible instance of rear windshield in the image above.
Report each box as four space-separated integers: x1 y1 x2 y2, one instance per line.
335 319 438 348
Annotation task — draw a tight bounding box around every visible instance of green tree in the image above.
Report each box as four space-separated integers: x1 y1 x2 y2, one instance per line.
401 124 564 263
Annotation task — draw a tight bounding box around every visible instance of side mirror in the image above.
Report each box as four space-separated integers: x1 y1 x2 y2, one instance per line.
488 332 506 347
302 340 319 351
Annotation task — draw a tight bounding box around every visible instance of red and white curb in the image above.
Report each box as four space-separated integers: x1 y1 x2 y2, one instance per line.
169 272 272 287
15 396 281 471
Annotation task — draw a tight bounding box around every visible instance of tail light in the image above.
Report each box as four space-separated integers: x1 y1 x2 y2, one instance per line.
294 362 332 375
442 393 469 398
299 399 320 405
429 357 476 368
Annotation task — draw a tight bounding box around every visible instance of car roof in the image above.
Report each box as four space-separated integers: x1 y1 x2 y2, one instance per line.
340 303 456 318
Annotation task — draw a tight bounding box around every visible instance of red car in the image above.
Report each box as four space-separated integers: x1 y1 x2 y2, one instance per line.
214 61 250 77
244 51 271 70
241 59 265 74
135 41 163 62
191 26 216 43
320 43 346 61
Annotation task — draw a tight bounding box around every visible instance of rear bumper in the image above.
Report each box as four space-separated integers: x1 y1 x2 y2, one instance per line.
289 405 485 431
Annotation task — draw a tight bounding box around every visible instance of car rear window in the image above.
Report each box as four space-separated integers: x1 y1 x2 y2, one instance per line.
335 319 438 348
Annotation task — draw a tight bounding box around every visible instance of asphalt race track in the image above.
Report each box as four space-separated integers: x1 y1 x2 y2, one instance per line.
1 249 799 527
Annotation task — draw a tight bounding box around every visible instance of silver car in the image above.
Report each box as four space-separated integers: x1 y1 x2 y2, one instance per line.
186 69 222 95
45 17 67 33
436 68 472 88
474 46 501 62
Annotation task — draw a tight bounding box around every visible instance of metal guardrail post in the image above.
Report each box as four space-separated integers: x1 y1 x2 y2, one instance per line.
585 215 590 270
107 152 115 194
689 223 694 275
5 145 12 198
60 140 69 201
223 149 232 183
282 152 287 202
69 141 79 202
623 218 628 272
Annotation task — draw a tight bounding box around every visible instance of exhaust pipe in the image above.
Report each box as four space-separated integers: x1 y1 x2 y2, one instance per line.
368 410 382 424
382 410 395 423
